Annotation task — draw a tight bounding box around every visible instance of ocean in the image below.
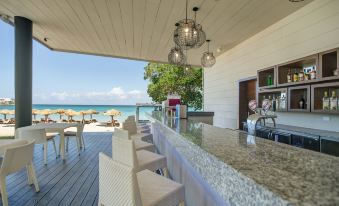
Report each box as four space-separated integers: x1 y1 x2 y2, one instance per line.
0 104 155 123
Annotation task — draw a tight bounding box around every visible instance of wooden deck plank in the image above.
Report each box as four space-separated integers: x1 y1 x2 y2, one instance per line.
0 132 113 206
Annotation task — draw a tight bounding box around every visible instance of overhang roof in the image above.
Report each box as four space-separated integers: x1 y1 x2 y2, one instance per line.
0 0 313 66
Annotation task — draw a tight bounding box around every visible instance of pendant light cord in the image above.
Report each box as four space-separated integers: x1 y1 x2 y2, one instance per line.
185 0 188 23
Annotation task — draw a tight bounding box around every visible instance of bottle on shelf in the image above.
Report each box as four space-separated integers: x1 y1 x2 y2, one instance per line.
267 75 273 86
280 94 287 110
298 71 304 81
276 95 281 111
299 96 305 109
287 69 292 83
272 94 276 111
293 69 299 82
330 90 337 111
310 66 316 80
323 91 330 110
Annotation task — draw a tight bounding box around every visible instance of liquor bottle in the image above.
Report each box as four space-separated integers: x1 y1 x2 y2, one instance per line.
276 95 281 111
310 66 316 80
280 94 286 110
299 96 305 109
330 90 337 111
323 91 330 110
272 94 276 111
287 69 292 83
293 69 299 82
298 71 304 81
267 75 272 86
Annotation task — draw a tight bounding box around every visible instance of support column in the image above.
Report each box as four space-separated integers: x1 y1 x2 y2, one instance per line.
15 16 32 129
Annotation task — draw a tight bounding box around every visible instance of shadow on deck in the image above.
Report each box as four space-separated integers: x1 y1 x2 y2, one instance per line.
1 132 113 206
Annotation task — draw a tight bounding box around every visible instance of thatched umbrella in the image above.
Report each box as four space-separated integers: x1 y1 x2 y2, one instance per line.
79 110 90 123
38 109 54 122
104 109 121 126
32 109 39 120
65 109 80 122
86 109 99 121
0 109 14 120
54 109 66 120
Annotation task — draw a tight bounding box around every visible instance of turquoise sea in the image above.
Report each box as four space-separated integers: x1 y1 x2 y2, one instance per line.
0 104 155 123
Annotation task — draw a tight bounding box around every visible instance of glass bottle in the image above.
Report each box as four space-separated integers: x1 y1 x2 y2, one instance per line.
267 75 272 86
272 94 276 111
323 91 330 110
310 66 316 80
299 96 305 109
276 95 281 111
330 90 337 111
280 93 286 110
293 69 299 82
287 69 292 83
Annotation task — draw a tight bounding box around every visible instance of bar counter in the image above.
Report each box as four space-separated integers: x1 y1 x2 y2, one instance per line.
148 112 339 206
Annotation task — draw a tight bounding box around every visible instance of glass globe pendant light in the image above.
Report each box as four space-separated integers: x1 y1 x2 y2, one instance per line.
173 0 198 50
201 40 216 67
192 7 206 48
168 45 186 65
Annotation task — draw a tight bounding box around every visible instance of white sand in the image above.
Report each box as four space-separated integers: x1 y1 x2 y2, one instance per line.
0 123 116 137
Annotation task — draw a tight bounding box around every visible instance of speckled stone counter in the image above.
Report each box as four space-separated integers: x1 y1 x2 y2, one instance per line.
149 112 339 206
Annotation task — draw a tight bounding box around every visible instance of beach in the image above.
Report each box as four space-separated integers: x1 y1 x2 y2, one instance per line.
0 104 155 137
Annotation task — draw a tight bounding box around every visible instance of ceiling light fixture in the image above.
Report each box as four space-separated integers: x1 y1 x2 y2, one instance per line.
168 45 186 66
201 40 216 68
173 0 198 50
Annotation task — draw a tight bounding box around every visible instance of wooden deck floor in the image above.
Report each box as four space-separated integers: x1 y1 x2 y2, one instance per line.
0 132 113 206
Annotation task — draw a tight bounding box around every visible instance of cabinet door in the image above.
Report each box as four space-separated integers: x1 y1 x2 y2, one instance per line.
321 139 339 157
273 132 291 144
291 135 303 148
304 136 320 152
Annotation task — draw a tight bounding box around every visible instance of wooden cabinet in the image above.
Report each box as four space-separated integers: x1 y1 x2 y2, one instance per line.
311 82 339 114
258 88 288 112
277 55 318 87
319 48 339 81
288 85 310 112
257 67 276 89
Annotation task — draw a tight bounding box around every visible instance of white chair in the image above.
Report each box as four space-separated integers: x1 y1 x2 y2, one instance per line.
0 140 39 206
16 128 57 165
114 128 155 152
125 116 150 133
112 136 167 174
122 121 153 143
99 153 185 206
65 124 85 154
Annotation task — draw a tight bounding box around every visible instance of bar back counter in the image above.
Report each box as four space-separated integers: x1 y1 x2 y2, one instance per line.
148 111 339 206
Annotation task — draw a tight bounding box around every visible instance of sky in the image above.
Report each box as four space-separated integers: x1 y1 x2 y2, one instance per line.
0 21 151 105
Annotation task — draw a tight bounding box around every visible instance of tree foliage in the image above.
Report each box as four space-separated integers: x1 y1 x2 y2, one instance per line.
144 63 203 110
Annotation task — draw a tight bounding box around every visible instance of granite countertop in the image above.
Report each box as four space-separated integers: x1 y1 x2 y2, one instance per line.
149 112 339 206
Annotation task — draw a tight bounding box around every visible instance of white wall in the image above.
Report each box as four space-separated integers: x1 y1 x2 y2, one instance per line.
204 0 339 132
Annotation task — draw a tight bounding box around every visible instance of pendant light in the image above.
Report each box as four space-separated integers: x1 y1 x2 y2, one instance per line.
201 40 216 67
192 7 206 48
168 45 186 65
173 0 198 50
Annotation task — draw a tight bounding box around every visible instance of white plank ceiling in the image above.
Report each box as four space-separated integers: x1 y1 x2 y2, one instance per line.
0 0 313 66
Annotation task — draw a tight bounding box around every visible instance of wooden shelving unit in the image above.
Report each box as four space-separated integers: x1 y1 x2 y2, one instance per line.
257 88 288 112
311 82 339 114
277 55 319 87
254 47 339 114
257 67 276 89
288 85 310 112
319 48 339 81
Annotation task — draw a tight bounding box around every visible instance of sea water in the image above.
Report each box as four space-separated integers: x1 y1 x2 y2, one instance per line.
0 104 155 123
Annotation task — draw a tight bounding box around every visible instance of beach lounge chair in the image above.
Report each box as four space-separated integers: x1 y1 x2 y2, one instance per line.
0 140 40 206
